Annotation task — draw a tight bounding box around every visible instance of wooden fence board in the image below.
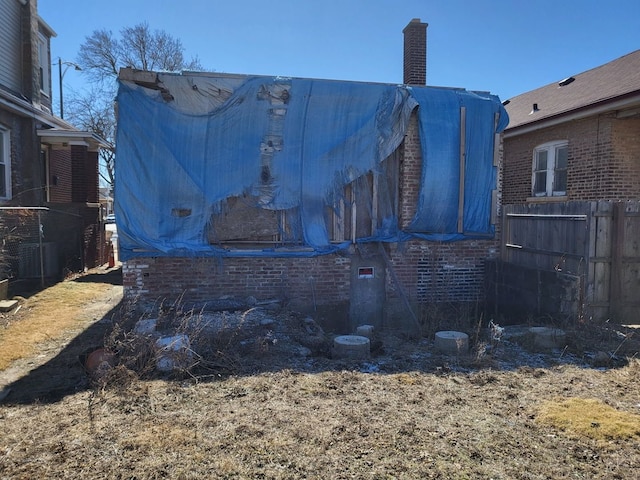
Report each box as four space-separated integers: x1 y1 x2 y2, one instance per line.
502 200 640 323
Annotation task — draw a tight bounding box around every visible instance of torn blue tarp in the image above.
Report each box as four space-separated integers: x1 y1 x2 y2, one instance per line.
115 72 508 260
406 87 509 241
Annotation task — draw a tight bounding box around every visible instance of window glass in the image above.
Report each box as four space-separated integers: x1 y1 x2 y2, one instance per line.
535 150 548 171
553 146 568 193
556 146 568 169
534 171 547 194
553 169 567 194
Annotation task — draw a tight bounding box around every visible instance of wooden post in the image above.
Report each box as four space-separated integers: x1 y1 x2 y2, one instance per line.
457 107 466 233
609 202 625 320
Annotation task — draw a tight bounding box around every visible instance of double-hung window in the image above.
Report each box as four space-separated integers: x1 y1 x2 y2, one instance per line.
532 141 568 197
0 127 10 200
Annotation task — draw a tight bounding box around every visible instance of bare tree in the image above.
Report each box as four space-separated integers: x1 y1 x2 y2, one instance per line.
76 29 120 84
66 88 116 187
68 22 203 190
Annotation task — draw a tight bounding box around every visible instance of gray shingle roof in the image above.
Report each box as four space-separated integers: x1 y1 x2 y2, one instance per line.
504 49 640 131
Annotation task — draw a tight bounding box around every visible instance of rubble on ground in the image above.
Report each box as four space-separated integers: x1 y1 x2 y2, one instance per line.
99 299 640 379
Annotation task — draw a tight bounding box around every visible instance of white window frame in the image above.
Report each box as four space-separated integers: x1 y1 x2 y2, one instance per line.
38 32 50 97
532 140 568 197
0 127 11 200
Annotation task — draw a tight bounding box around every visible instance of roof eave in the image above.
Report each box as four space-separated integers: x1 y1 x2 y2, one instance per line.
37 129 111 151
504 91 640 138
0 88 74 129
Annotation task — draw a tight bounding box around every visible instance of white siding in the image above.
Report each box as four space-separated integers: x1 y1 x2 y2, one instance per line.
0 0 23 92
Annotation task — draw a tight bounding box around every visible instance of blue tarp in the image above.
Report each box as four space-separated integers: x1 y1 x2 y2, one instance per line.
115 73 508 260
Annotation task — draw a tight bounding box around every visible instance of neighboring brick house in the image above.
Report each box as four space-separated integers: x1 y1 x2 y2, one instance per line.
494 50 640 323
117 19 508 333
0 0 108 290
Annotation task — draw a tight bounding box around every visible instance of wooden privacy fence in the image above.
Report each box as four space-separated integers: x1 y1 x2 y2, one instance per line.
499 201 640 323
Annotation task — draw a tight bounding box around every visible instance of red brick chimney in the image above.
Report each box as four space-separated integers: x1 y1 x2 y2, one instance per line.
403 18 428 86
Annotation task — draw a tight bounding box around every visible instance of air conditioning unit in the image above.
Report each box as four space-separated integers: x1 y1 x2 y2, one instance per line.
19 242 59 278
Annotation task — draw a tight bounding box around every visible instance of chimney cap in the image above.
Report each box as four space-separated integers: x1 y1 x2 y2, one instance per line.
403 18 428 32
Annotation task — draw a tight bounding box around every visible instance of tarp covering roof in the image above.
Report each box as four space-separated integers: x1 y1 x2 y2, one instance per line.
115 71 508 260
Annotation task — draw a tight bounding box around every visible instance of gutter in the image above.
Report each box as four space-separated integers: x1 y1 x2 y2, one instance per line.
37 129 111 150
0 89 110 149
0 88 74 130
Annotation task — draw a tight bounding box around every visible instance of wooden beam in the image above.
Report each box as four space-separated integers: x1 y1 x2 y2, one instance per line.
610 202 625 319
457 107 466 233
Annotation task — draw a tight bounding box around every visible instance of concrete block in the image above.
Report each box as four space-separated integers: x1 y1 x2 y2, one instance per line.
0 300 18 312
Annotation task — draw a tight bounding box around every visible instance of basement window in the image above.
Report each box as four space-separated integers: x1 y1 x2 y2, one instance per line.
532 141 568 197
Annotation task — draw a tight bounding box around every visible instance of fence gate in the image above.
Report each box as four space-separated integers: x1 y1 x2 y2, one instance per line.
501 201 640 323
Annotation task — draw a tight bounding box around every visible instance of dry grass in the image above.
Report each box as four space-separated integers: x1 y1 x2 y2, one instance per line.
0 281 117 370
1 271 640 479
537 397 640 442
1 362 640 479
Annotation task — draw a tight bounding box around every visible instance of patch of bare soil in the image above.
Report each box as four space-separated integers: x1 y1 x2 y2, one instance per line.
1 276 639 479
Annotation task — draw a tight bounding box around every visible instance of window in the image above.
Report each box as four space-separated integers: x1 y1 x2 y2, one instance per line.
0 127 11 200
532 141 568 197
38 33 50 96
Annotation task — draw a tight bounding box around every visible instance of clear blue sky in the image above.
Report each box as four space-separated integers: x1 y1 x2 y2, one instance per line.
40 0 640 104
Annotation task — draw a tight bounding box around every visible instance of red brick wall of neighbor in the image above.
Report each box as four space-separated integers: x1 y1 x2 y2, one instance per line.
49 147 100 204
81 205 103 269
612 117 640 198
49 149 72 203
503 115 640 204
123 112 501 308
71 145 88 203
86 150 99 204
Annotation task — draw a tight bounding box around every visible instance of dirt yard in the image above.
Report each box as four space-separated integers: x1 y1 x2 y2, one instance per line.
1 267 639 479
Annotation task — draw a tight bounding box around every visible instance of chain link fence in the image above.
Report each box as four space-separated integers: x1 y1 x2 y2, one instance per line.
0 205 106 294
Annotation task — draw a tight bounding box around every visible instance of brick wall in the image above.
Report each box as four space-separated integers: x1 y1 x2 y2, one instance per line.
86 150 99 203
1 110 46 205
399 115 421 228
124 111 501 319
503 115 640 204
123 255 352 309
49 148 72 202
81 204 102 269
387 240 499 304
611 117 640 197
71 145 89 203
402 19 428 86
124 240 498 310
50 146 99 204
20 0 37 102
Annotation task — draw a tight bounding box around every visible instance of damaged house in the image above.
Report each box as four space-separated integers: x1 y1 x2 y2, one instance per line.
117 20 508 332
